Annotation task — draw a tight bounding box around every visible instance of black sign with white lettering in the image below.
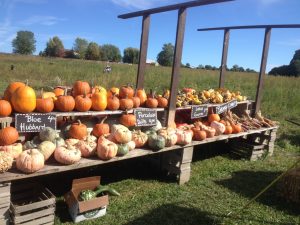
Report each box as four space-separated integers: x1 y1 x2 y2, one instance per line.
134 109 157 127
15 113 56 133
215 103 228 114
191 105 208 119
228 100 238 109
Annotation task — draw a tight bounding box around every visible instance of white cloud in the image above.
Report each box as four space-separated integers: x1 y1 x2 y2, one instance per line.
21 16 67 26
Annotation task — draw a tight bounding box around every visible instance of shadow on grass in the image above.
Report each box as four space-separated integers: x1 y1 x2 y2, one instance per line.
215 170 300 216
278 132 300 146
124 204 219 225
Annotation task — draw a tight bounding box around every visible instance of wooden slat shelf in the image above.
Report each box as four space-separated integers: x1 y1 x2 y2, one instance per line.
176 100 252 110
0 126 278 183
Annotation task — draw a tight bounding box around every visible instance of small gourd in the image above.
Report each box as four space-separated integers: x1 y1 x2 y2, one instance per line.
148 134 165 151
0 152 13 173
39 127 57 142
38 141 56 161
117 144 129 156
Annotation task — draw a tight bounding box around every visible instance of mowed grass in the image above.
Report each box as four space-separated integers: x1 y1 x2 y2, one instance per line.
0 54 299 225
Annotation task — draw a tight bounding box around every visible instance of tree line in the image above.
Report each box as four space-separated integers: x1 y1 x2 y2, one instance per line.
11 30 259 73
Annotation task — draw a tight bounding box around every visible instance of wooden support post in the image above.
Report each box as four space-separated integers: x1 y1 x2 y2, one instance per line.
166 7 187 127
179 146 193 185
0 182 11 225
136 14 150 89
254 27 272 114
219 28 230 88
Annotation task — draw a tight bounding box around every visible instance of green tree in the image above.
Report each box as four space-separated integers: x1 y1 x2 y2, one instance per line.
12 31 36 55
73 37 89 59
44 36 64 57
85 42 100 60
205 65 212 70
197 64 204 69
100 44 121 62
157 43 174 66
123 47 139 64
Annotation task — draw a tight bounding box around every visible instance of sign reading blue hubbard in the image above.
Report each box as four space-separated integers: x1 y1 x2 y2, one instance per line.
15 113 56 133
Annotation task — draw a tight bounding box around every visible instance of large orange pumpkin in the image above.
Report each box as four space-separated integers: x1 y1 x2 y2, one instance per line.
91 88 107 111
4 82 25 101
11 84 36 113
0 100 12 116
73 81 91 96
0 127 19 146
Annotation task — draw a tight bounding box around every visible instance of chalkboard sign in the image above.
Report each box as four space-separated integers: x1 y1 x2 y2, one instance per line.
191 105 208 119
134 109 157 127
228 100 238 109
15 113 56 133
215 103 228 114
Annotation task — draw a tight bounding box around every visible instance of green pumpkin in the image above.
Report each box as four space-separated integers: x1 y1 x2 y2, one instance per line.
39 127 57 142
23 136 41 150
55 137 65 147
117 144 129 156
148 134 165 151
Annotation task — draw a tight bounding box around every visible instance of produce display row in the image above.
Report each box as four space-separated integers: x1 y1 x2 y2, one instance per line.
0 81 248 117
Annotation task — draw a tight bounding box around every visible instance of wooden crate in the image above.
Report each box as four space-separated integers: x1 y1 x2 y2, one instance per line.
0 182 11 225
10 183 55 225
229 128 278 161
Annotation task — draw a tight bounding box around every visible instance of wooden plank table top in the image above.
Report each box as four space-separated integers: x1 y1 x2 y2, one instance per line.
0 126 278 183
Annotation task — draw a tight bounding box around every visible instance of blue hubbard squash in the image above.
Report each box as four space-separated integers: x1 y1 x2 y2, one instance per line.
148 134 165 151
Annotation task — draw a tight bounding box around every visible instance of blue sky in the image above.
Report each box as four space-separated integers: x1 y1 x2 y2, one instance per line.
0 0 299 71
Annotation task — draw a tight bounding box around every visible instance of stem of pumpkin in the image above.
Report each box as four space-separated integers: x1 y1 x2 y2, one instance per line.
100 116 107 124
25 79 28 86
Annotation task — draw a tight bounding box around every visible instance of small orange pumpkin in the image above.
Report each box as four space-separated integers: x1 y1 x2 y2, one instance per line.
54 90 75 112
208 114 220 123
3 82 25 101
107 93 120 111
107 87 119 98
131 92 141 108
224 125 233 134
0 100 12 116
231 123 242 134
119 96 134 110
73 81 91 96
53 87 65 97
192 128 207 141
69 120 88 140
75 93 92 112
36 89 54 113
92 116 110 137
146 90 158 108
157 96 168 108
120 111 136 127
119 84 134 99
0 126 19 146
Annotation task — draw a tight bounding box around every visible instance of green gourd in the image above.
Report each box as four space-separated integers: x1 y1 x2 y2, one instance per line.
79 185 120 201
39 127 57 142
148 134 165 151
117 144 129 156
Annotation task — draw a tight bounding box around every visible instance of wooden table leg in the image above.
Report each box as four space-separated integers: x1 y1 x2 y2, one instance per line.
0 182 11 225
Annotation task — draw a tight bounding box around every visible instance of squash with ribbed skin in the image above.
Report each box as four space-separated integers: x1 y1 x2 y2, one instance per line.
157 128 177 147
39 127 57 142
38 141 56 161
112 125 132 144
132 130 148 148
92 117 109 137
54 145 81 165
97 136 118 160
16 149 44 173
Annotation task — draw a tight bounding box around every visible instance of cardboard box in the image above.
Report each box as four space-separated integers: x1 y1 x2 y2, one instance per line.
64 176 109 223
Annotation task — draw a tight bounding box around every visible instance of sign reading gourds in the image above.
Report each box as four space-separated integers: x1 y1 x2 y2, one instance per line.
191 105 208 119
216 100 238 114
134 109 157 127
15 113 56 132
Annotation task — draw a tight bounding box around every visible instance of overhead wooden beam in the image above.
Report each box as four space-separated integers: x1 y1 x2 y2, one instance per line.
219 28 230 88
197 24 300 31
136 14 150 89
166 8 187 126
255 27 272 114
118 0 233 19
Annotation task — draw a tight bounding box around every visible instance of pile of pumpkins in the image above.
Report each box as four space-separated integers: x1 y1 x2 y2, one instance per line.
0 81 170 116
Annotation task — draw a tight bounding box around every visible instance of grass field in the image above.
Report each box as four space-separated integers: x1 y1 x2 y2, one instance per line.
0 54 299 225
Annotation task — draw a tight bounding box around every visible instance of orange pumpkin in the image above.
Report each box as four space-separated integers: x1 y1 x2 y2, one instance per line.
0 127 19 146
53 87 65 97
75 94 92 112
119 96 134 110
42 92 56 101
136 89 147 106
11 83 36 113
55 91 75 112
120 111 136 127
69 120 87 140
119 84 134 99
73 81 91 96
4 82 25 101
91 88 107 111
157 96 168 108
224 125 233 134
192 128 207 141
91 86 107 96
36 96 54 113
92 116 110 137
131 95 141 108
0 100 12 116
107 87 119 98
208 114 220 123
146 90 158 108
107 93 120 111
231 123 242 134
